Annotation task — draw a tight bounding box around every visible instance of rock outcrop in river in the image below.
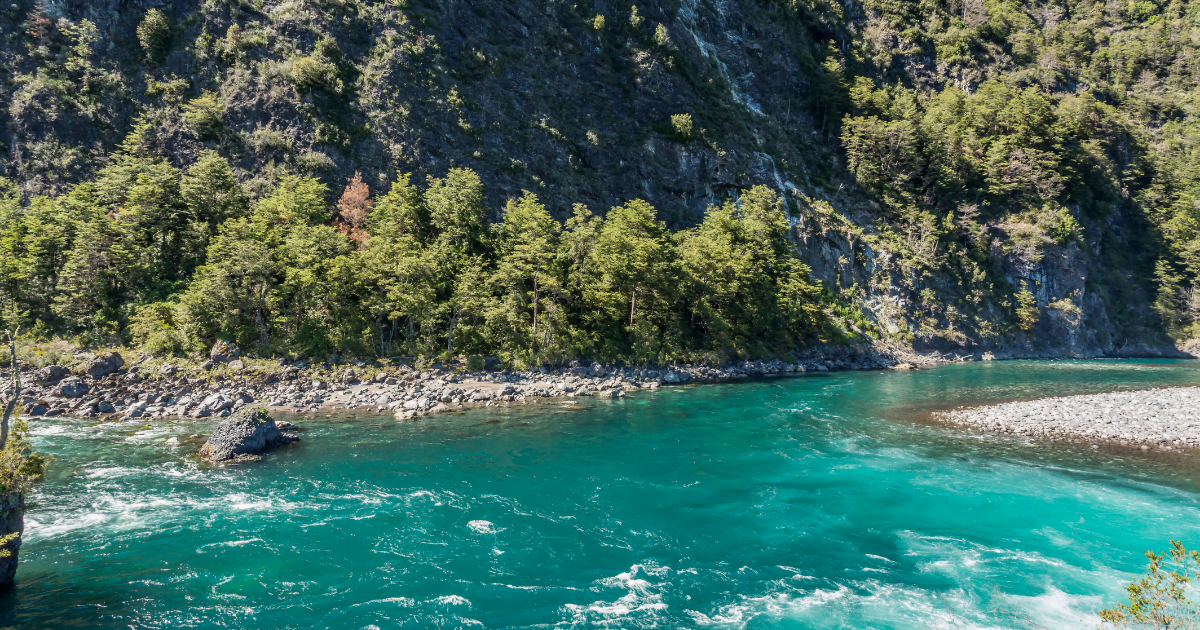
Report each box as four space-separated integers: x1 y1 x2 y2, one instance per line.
199 407 297 463
0 493 24 590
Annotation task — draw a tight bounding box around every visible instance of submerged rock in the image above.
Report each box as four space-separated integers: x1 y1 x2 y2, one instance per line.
199 407 298 462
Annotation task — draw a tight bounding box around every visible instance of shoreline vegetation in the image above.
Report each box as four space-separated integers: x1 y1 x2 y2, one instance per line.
2 161 842 369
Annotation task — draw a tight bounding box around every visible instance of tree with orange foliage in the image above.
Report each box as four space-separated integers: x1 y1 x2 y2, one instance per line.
335 171 372 248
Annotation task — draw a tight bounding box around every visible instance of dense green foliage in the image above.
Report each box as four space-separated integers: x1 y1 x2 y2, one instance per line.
4 0 1200 356
0 143 824 363
832 0 1200 340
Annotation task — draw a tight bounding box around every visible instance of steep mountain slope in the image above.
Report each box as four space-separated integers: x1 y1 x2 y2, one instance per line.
1 0 1197 359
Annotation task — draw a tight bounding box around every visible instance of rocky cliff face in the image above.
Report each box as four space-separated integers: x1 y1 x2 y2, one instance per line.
0 494 24 590
0 0 1174 356
1 0 832 223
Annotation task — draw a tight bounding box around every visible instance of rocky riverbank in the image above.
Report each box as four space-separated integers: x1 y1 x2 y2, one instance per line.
2 344 906 423
934 387 1200 451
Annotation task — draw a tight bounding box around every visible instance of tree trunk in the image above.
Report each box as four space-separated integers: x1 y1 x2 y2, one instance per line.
254 284 269 348
629 288 637 326
1 331 20 452
532 284 540 338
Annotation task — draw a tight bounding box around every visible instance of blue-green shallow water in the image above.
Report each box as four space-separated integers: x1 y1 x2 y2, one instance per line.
9 360 1200 629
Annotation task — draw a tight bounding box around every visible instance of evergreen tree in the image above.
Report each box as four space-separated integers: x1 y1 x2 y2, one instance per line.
369 172 427 241
425 168 487 255
490 192 562 352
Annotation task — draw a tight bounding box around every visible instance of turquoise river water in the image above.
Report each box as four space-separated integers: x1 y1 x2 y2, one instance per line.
6 359 1200 629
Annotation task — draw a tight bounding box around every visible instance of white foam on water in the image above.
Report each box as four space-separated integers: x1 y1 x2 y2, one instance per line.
1003 586 1103 628
348 597 415 609
125 428 171 442
467 520 501 534
197 538 264 553
225 492 303 512
24 490 197 540
561 564 671 626
28 423 72 437
82 466 140 480
688 585 852 626
431 595 471 607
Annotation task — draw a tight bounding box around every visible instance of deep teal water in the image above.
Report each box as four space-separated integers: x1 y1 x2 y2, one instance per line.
8 359 1200 629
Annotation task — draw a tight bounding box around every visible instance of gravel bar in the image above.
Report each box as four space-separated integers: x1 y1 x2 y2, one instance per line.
933 387 1200 450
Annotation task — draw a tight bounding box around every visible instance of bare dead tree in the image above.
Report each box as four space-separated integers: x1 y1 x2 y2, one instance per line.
0 327 20 452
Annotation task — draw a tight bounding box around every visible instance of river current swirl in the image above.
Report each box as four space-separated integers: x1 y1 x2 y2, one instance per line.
7 359 1200 628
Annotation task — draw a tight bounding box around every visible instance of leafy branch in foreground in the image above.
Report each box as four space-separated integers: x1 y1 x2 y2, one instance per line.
1101 540 1200 629
0 305 45 496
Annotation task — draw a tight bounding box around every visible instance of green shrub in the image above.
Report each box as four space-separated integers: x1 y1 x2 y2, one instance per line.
130 302 185 357
290 55 340 92
181 93 224 139
654 23 671 47
670 113 693 139
1016 289 1040 332
137 9 171 62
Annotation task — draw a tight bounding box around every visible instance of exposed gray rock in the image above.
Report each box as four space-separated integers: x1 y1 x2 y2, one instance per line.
210 340 240 364
54 377 88 398
35 365 69 385
0 494 25 590
199 407 298 462
85 352 123 378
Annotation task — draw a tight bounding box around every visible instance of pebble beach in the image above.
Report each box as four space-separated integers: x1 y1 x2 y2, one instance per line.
934 387 1200 450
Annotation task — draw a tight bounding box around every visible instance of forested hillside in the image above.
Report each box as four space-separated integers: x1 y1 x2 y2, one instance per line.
1 0 1198 364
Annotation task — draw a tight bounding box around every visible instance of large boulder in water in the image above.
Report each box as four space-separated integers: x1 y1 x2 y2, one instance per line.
85 352 123 378
199 407 297 462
